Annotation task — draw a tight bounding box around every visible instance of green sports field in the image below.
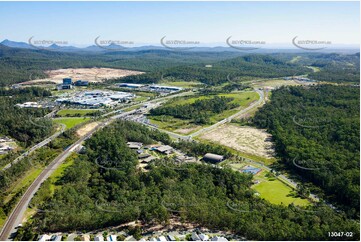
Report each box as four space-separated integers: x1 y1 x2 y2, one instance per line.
56 109 99 117
53 117 91 129
253 172 310 206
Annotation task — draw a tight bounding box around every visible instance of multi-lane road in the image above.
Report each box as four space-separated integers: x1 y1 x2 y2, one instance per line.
0 92 184 240
0 108 141 241
1 123 66 171
190 89 264 137
0 88 303 241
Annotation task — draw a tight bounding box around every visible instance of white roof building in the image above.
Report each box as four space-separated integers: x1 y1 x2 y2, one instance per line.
210 236 228 241
107 235 117 241
38 234 51 241
94 235 104 241
191 232 201 241
199 234 209 241
157 236 167 241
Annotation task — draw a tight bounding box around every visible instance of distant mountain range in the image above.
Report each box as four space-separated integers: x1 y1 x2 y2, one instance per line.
0 39 234 53
0 39 359 54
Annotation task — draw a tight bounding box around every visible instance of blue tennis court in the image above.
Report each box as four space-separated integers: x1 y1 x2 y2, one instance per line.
241 165 261 175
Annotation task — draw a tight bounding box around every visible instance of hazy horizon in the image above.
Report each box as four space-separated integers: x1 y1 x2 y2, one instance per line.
0 1 359 49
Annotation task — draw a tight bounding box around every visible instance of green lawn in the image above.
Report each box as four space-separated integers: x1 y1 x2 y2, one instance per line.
23 155 76 224
253 171 310 206
163 91 258 107
48 155 75 193
3 167 42 204
53 117 91 129
57 109 99 117
0 166 43 228
158 80 203 88
149 91 259 133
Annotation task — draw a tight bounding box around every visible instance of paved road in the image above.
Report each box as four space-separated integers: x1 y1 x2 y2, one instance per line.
241 159 319 202
1 123 66 171
137 89 319 202
190 89 264 137
0 109 138 241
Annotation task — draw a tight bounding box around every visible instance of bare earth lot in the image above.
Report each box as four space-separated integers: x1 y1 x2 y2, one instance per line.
22 67 144 84
200 124 275 159
76 122 100 137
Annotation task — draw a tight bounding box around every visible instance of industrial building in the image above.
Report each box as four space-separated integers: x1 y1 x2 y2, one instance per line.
56 90 135 107
15 102 41 108
74 80 89 86
127 142 143 149
203 153 224 163
118 83 144 88
57 78 89 89
57 78 73 90
154 145 173 154
63 78 72 85
149 85 182 93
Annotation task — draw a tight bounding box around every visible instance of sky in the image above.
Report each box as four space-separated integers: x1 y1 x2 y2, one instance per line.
0 1 359 47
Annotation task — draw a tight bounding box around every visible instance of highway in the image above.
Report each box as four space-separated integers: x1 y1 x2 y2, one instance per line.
0 91 179 240
0 88 311 240
190 89 264 137
0 109 138 241
1 123 66 171
139 89 264 141
136 89 319 203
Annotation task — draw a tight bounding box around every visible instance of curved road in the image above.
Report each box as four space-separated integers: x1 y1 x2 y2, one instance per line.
0 110 137 241
190 89 264 137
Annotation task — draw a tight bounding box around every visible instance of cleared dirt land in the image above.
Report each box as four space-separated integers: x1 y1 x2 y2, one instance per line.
22 67 144 84
200 124 275 159
76 121 100 137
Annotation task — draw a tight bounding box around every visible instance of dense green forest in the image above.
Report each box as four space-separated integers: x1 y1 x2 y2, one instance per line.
277 52 360 83
149 96 238 124
0 45 239 86
0 87 53 147
252 85 360 218
19 120 359 241
0 129 78 225
2 44 358 87
118 55 313 86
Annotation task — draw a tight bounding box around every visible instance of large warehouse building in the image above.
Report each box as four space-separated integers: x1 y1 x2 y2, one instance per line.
203 153 224 163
